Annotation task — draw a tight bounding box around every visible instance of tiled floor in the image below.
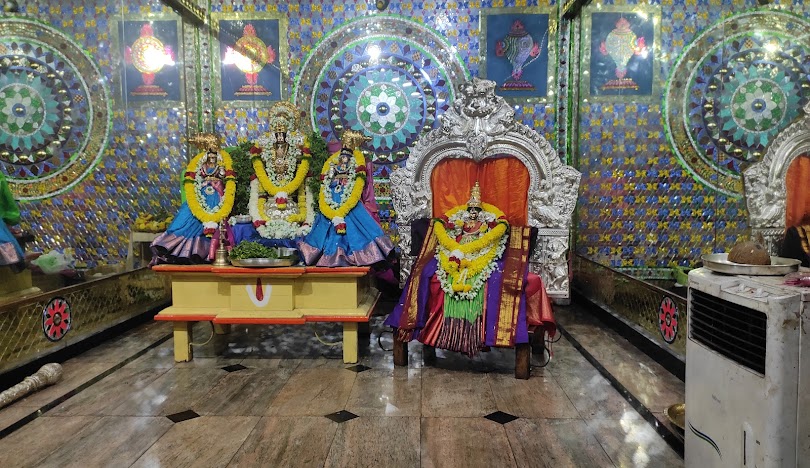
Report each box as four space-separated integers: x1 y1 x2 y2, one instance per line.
0 305 683 467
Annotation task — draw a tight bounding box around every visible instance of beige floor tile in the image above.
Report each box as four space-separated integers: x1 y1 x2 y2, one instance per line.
0 416 97 468
48 368 168 416
489 373 579 419
555 367 643 420
421 368 497 417
228 417 337 468
194 368 294 416
325 417 420 468
421 417 517 468
266 368 356 416
13 361 117 408
132 416 259 468
506 418 614 468
587 418 684 468
345 368 421 417
0 402 38 433
37 416 173 468
108 367 226 416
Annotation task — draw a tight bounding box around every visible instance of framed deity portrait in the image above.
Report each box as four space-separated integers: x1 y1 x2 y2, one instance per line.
113 17 184 106
211 12 289 108
582 5 661 101
479 7 557 103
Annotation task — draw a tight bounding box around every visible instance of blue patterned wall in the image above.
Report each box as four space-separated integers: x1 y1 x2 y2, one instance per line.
574 1 810 275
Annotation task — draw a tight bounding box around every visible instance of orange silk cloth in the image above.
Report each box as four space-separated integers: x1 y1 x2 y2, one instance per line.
786 155 810 228
430 156 529 225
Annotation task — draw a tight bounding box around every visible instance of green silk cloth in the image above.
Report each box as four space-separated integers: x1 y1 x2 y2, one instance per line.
0 173 20 226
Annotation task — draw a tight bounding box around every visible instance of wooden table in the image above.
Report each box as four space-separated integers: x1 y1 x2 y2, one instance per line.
151 264 378 364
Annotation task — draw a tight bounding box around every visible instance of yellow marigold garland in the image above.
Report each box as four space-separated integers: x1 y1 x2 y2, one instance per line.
183 150 236 224
252 139 311 196
318 148 366 222
433 202 508 255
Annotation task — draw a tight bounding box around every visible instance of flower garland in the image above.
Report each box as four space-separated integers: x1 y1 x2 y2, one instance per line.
183 150 236 236
250 133 310 209
248 178 312 239
317 148 367 235
433 202 509 300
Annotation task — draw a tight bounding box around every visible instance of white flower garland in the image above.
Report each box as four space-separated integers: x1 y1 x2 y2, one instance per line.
248 178 312 239
193 157 226 214
435 208 508 300
322 152 357 210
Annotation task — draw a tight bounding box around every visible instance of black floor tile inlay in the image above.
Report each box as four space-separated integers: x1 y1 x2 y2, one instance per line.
484 411 519 425
221 364 248 372
345 364 371 373
166 410 200 423
325 410 359 423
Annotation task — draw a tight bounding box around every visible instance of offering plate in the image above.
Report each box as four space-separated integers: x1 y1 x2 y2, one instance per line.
701 253 801 276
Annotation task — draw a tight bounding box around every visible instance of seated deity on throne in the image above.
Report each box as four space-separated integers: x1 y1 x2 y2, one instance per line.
151 133 236 264
298 129 394 267
385 182 555 357
241 111 313 248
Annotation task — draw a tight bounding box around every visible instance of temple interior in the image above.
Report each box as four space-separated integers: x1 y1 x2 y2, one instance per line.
1 0 809 467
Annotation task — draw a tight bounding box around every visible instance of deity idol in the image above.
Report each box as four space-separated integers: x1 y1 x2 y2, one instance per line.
245 114 313 247
298 129 394 267
151 133 236 264
385 183 555 357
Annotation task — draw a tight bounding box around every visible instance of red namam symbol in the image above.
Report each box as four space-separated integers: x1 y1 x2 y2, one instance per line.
43 297 72 341
659 296 678 344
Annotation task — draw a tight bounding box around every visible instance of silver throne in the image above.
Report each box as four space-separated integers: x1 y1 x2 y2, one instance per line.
744 102 810 254
390 78 581 304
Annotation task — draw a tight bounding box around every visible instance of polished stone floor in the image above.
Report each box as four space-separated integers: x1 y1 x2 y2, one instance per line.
0 304 683 467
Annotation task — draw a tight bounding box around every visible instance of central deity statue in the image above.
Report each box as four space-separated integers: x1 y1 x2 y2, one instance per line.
246 103 312 247
298 129 394 267
386 183 554 357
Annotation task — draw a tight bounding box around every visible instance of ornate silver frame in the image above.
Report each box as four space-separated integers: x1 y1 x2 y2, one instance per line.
390 78 581 303
743 102 810 254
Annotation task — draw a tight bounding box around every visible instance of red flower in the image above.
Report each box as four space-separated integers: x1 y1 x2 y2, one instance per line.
203 227 216 237
356 165 367 174
487 221 498 229
253 220 266 227
445 222 455 230
320 174 326 181
249 146 262 154
302 147 311 154
250 174 257 181
184 171 195 179
224 170 236 177
335 222 347 234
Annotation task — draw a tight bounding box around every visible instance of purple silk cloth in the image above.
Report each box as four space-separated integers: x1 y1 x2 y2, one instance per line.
327 140 381 226
207 223 235 259
150 232 211 265
384 258 530 346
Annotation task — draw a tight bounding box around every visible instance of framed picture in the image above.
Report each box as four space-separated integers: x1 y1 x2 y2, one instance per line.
211 12 288 108
582 5 661 101
480 7 557 103
113 16 184 106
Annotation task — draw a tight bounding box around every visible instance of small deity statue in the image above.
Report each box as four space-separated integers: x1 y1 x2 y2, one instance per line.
298 129 394 267
151 133 236 264
386 183 555 357
242 104 312 247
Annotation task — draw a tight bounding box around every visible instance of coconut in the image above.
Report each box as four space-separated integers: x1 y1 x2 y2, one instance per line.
728 240 771 265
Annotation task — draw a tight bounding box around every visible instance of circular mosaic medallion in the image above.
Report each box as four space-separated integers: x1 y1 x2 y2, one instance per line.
0 17 111 201
658 296 678 344
42 296 72 342
294 16 468 165
664 11 810 197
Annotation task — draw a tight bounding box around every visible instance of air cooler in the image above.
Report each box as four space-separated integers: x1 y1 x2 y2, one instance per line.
686 268 810 467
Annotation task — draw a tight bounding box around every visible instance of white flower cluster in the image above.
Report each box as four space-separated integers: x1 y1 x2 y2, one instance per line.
257 219 311 239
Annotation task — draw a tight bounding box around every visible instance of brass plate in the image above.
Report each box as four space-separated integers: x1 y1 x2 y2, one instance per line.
665 403 685 432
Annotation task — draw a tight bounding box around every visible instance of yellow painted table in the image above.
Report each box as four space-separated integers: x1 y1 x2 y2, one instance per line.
152 264 378 364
